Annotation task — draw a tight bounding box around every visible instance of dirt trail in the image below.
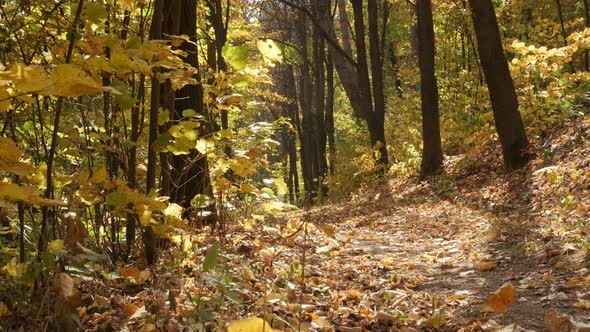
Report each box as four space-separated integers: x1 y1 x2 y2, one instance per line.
266 177 590 331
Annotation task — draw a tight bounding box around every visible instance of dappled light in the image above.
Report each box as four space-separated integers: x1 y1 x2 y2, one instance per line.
0 0 589 330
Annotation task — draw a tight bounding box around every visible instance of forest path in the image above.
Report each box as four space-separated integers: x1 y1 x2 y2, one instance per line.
266 177 589 331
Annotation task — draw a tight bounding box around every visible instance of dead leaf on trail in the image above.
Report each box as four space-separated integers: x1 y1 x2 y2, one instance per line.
481 282 516 313
476 261 497 271
423 311 447 329
119 266 150 283
227 317 280 332
124 303 140 318
575 300 590 309
554 261 568 270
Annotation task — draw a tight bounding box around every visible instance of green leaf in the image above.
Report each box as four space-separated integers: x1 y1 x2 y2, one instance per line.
203 241 220 272
83 2 108 23
257 39 282 64
222 45 249 71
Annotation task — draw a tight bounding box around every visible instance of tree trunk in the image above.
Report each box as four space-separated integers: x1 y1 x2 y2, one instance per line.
144 0 164 265
583 0 589 71
555 0 575 72
325 56 336 176
295 11 315 203
367 0 388 167
468 0 529 169
417 0 443 176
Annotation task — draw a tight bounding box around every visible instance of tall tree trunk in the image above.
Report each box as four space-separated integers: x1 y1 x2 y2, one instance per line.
367 0 388 167
169 0 214 210
583 0 589 71
311 0 329 195
295 11 315 203
144 0 164 265
325 56 336 176
417 0 443 176
337 0 353 55
555 0 575 72
468 0 529 169
389 43 403 98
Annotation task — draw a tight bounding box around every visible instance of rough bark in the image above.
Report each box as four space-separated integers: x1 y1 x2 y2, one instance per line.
417 0 443 176
468 0 529 169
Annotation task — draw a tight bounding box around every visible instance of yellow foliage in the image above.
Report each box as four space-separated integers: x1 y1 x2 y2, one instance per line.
50 64 104 97
227 317 280 332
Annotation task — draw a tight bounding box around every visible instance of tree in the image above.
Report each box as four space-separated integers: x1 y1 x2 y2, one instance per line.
468 0 529 169
280 0 390 167
417 0 443 176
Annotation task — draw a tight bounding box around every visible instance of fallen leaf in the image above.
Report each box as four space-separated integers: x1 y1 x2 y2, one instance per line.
476 261 497 272
483 282 516 313
124 303 139 318
227 317 279 332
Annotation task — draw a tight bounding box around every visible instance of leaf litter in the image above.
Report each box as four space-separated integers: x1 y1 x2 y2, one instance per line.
59 119 590 331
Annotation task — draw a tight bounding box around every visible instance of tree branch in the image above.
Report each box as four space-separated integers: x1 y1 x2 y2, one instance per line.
276 0 357 66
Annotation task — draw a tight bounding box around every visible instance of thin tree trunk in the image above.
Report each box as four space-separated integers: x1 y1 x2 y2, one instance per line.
417 0 443 176
468 0 529 169
583 0 589 71
555 0 575 72
144 0 164 265
325 56 336 176
367 0 388 167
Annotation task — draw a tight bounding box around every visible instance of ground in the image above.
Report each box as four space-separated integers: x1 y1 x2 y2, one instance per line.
8 118 590 331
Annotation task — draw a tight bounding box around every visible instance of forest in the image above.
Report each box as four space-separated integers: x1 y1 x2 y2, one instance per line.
0 0 589 330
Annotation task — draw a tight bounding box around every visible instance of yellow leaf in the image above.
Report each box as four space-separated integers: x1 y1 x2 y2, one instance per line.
243 267 257 282
0 89 11 112
0 63 51 93
196 138 214 155
227 317 279 332
48 239 65 254
0 137 34 176
566 278 582 288
382 257 395 267
0 183 62 206
240 183 259 195
50 64 103 97
575 300 590 309
0 301 7 317
3 257 26 278
484 282 516 313
424 311 447 329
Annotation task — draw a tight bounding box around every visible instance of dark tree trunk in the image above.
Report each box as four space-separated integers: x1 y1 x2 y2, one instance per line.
555 0 575 72
295 11 315 203
389 43 403 98
325 56 336 176
144 0 164 265
168 0 214 210
417 0 443 176
311 0 329 195
468 0 529 169
367 0 388 167
583 0 589 71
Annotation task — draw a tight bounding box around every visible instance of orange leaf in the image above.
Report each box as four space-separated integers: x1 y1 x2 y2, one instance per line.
486 282 516 313
124 303 139 318
476 261 497 272
119 266 141 281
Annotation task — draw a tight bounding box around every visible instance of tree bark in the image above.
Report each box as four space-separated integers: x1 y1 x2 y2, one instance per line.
367 0 388 166
417 0 443 176
468 0 529 169
144 0 164 265
583 0 589 71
